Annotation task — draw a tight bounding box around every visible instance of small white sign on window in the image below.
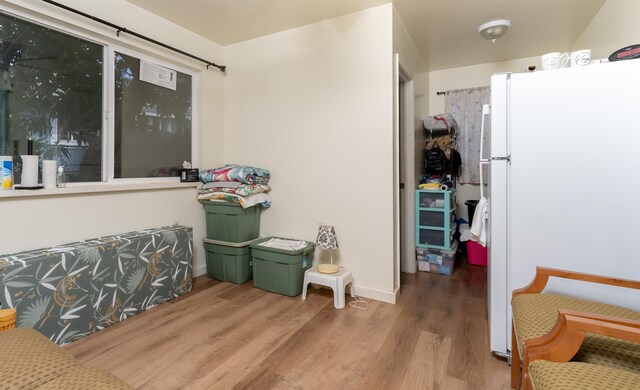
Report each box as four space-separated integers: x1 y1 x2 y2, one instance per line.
140 60 177 91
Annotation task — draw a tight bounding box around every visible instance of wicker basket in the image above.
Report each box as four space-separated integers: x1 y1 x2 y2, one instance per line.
0 309 16 332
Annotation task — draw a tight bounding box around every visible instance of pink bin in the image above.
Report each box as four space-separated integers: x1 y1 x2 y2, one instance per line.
467 241 487 266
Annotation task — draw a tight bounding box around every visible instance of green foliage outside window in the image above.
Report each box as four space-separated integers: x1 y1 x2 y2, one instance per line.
0 12 103 182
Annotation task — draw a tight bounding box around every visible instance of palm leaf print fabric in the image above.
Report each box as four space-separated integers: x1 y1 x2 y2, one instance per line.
0 225 193 345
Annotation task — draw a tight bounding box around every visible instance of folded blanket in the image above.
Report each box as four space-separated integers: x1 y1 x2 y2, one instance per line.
203 181 241 189
258 238 308 251
197 192 271 208
199 183 270 197
200 164 270 185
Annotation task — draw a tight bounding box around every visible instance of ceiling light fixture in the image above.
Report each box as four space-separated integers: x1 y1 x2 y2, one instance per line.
478 19 512 43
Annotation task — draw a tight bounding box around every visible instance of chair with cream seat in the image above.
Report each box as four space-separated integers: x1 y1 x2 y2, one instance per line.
510 267 640 389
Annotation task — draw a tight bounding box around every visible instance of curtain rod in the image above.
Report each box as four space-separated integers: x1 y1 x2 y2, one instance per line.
41 0 226 72
438 86 490 96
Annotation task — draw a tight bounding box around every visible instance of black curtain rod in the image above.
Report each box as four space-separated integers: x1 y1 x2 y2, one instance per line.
437 91 446 95
41 0 226 72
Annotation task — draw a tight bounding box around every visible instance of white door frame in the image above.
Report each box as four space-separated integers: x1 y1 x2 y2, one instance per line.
394 54 417 296
400 67 416 275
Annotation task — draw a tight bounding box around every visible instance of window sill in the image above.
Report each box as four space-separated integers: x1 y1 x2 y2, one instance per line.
0 181 198 199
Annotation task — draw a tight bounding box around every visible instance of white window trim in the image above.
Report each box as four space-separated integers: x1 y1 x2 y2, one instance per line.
107 46 200 183
0 2 203 194
0 181 198 199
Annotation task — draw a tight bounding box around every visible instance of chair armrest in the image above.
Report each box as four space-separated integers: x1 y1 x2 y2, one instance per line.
0 308 16 332
513 266 640 297
525 310 640 366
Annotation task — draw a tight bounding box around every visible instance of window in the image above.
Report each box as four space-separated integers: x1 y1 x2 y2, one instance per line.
0 11 195 185
114 52 192 178
0 13 103 184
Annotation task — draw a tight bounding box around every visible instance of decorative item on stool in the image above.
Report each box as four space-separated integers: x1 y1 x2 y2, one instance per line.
316 224 339 274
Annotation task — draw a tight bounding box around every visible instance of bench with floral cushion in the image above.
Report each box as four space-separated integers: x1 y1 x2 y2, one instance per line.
0 225 193 345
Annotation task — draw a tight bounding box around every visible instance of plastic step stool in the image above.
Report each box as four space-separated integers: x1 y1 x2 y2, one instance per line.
301 266 354 309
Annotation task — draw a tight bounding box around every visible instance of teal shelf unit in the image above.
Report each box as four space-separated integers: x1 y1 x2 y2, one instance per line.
415 189 457 251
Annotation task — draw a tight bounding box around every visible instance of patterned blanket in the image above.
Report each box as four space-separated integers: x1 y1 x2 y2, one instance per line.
199 183 270 197
197 192 271 208
199 164 270 185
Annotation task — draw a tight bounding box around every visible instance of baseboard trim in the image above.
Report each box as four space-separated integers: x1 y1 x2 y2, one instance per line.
192 265 398 304
353 284 397 304
193 264 206 277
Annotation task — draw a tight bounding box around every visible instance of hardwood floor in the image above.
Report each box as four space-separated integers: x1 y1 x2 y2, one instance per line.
65 256 510 389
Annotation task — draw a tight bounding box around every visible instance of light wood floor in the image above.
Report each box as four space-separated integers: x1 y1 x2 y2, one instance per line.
65 256 510 389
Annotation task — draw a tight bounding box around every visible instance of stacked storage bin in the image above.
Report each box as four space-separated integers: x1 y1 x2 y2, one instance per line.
201 201 261 284
415 188 458 275
416 241 458 276
250 237 314 297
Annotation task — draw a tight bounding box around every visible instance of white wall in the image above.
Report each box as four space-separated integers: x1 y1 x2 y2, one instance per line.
0 0 226 276
392 6 428 187
428 56 539 220
392 7 427 77
223 4 396 302
572 0 640 60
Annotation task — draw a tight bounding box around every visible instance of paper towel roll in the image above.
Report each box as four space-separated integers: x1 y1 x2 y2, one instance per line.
439 184 449 191
43 160 57 189
21 155 39 187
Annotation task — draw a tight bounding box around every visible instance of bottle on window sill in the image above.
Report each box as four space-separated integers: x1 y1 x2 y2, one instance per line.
56 166 65 188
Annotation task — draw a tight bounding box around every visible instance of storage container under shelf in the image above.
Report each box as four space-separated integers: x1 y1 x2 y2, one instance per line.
416 241 458 276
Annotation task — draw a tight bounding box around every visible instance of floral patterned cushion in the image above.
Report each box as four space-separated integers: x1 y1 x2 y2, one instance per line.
0 225 193 344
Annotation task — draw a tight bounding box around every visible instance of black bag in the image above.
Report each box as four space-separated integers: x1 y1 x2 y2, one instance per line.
425 143 447 174
451 149 462 177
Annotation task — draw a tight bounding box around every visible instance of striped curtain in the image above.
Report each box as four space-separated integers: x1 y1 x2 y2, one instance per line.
444 86 490 184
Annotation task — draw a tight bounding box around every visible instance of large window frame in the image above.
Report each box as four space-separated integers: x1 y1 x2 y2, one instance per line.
0 4 201 188
106 46 199 184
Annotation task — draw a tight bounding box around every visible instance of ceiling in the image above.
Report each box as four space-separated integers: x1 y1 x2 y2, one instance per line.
126 0 606 71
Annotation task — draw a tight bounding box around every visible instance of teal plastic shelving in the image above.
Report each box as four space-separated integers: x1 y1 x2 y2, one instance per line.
415 189 457 250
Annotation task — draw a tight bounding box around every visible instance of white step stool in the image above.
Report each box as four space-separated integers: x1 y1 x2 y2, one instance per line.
302 266 354 309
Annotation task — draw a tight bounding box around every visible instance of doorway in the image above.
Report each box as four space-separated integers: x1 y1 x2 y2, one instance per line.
394 55 416 297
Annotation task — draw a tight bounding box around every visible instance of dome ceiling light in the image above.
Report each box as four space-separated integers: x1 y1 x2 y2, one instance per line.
478 19 512 43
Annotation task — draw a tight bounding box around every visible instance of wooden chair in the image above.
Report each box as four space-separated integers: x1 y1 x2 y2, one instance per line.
0 307 134 389
511 267 640 389
526 310 640 390
0 308 16 332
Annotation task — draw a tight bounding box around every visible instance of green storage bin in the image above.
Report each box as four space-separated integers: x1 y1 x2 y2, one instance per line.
250 237 315 297
201 201 261 242
203 238 254 284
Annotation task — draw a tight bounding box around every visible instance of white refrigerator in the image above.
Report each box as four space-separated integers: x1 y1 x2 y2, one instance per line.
483 59 640 357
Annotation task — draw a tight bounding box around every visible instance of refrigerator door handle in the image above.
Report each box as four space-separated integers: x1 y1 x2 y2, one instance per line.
479 104 491 198
479 104 491 163
479 161 490 198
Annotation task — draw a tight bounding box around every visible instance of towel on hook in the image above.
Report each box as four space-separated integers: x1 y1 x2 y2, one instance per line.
470 196 488 246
